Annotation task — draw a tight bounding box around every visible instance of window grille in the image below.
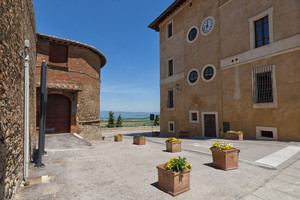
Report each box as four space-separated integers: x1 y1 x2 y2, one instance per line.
261 131 273 138
169 123 174 131
168 59 174 76
191 113 197 121
167 22 173 38
167 90 174 108
252 65 273 104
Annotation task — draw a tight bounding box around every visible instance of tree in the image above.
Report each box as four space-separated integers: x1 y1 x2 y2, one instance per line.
116 114 123 127
154 115 160 126
107 111 115 128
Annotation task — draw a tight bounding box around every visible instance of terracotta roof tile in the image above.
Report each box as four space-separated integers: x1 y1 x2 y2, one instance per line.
36 82 82 91
37 33 107 68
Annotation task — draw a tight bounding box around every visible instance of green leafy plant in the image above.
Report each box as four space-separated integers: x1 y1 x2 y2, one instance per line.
107 111 115 128
179 130 188 133
116 114 123 127
164 156 192 172
154 115 160 126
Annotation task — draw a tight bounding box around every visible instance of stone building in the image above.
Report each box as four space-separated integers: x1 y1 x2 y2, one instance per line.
149 0 300 141
0 0 37 199
36 33 107 134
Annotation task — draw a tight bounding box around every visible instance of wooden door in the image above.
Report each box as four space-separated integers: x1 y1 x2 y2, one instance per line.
204 114 216 137
46 94 70 134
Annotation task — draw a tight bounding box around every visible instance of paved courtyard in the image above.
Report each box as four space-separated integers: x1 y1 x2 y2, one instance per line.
15 132 300 200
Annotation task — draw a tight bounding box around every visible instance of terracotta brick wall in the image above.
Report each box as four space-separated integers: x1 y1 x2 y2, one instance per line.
0 0 36 199
36 37 103 133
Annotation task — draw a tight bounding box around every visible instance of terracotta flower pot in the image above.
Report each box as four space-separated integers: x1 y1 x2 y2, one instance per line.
152 131 160 137
133 137 146 145
178 132 189 138
114 135 122 142
166 141 181 153
210 147 240 170
156 164 191 196
226 132 243 140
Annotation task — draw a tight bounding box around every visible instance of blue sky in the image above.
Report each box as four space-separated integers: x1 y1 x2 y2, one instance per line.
33 0 174 112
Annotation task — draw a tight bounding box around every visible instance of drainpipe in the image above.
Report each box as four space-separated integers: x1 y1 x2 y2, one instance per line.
24 40 30 179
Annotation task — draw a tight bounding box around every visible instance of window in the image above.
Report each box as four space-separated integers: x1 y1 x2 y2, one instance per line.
49 42 68 63
249 7 274 49
201 64 216 82
261 131 273 138
187 69 199 85
168 121 175 133
189 111 199 123
255 16 269 48
167 89 174 108
187 26 199 43
203 67 214 80
168 59 174 76
252 65 277 108
167 21 173 39
256 126 277 140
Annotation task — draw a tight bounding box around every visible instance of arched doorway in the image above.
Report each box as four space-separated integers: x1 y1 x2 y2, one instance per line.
46 94 71 134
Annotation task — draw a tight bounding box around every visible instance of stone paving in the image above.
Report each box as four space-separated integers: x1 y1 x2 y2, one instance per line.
15 132 300 200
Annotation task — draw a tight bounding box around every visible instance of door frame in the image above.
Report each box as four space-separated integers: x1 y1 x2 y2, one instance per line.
201 112 219 138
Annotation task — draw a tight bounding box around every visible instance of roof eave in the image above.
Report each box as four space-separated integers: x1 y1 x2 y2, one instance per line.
148 0 188 31
36 33 107 68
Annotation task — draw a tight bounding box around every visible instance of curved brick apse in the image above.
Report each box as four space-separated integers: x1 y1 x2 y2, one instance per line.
36 33 107 134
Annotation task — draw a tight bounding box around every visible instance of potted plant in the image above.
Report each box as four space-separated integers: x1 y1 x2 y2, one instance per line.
178 131 189 138
165 137 181 153
152 131 160 137
157 156 192 196
210 141 240 171
114 134 122 142
226 130 243 140
133 135 146 145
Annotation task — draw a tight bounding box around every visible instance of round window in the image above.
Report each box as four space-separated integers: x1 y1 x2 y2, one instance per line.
203 67 214 80
188 28 198 41
188 70 198 84
186 26 199 43
201 64 216 82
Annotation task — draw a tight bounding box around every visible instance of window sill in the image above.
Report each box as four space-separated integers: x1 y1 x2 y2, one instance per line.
221 33 300 70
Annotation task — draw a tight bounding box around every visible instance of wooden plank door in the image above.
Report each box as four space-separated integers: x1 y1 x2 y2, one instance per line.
204 114 216 137
46 94 70 134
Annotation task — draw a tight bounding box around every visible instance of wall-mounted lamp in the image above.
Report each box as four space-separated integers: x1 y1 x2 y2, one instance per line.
175 84 180 90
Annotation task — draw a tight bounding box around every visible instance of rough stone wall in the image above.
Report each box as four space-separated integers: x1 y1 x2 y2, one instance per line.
0 0 36 199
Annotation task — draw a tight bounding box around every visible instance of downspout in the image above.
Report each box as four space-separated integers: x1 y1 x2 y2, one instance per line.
24 40 30 179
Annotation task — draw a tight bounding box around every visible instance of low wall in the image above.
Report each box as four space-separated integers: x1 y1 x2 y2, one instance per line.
100 126 160 133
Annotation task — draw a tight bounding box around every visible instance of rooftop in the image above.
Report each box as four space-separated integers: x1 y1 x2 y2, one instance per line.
37 33 107 68
148 0 187 31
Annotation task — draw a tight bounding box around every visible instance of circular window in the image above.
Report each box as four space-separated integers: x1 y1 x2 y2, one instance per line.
187 69 199 85
186 26 199 43
201 64 216 82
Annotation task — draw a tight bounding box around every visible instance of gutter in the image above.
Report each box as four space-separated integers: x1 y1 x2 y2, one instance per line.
24 40 30 179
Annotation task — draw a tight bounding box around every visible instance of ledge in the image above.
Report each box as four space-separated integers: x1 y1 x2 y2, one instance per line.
220 34 300 70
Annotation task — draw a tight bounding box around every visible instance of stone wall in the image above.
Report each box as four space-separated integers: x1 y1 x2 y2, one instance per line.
101 126 160 133
0 0 36 199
